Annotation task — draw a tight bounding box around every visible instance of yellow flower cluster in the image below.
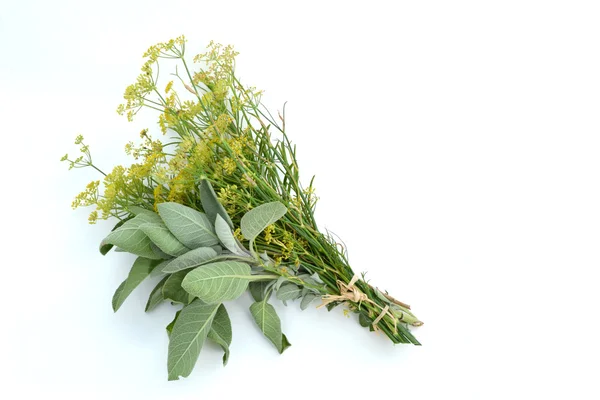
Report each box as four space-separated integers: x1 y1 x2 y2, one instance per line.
72 180 100 209
88 210 98 224
221 158 237 175
95 165 127 219
192 41 238 89
218 185 241 216
279 230 296 260
117 36 186 121
153 185 165 211
233 228 244 241
71 38 266 228
168 170 193 203
264 225 275 244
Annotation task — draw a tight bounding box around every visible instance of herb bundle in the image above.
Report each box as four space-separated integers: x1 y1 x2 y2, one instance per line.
64 36 422 380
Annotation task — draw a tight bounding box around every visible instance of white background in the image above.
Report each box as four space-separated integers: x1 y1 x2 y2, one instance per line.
1 1 599 398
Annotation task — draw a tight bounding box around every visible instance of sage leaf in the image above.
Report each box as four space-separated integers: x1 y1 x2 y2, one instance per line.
259 251 275 267
112 257 161 312
163 270 194 304
207 304 232 366
358 312 371 328
145 275 169 312
128 206 158 218
161 247 219 274
274 276 287 291
181 261 252 304
150 259 172 277
101 215 162 260
276 283 302 302
300 276 321 287
249 300 290 354
167 300 220 380
300 293 318 310
281 334 292 353
134 210 163 225
140 223 190 257
166 310 181 337
215 214 247 256
249 280 272 302
99 217 130 255
150 243 171 260
157 202 219 248
240 202 287 244
199 179 233 228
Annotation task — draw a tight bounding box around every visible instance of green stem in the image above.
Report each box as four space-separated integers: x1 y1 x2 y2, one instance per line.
90 164 107 176
248 274 279 281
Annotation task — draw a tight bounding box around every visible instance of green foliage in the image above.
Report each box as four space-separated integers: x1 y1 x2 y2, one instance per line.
167 300 220 381
358 312 371 328
249 280 272 302
101 216 162 260
166 310 180 337
66 36 422 381
275 283 302 302
157 202 219 248
113 257 161 312
207 304 232 366
300 293 317 310
215 214 247 256
163 271 194 304
100 218 130 255
140 223 190 257
200 179 233 228
145 276 169 312
249 300 290 354
240 202 287 246
161 247 219 274
181 261 253 304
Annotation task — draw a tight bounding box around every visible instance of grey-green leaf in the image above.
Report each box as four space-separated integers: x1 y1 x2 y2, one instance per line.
181 261 252 304
215 214 247 256
163 271 194 304
101 216 162 260
210 245 223 255
134 210 163 225
112 257 161 312
249 300 290 354
200 179 233 228
161 247 219 274
128 206 158 217
166 310 181 337
100 217 130 255
240 202 287 243
145 276 169 312
207 304 232 366
281 334 292 353
158 202 219 248
300 293 318 310
276 283 302 302
358 312 371 327
150 243 171 260
150 259 171 277
167 300 220 380
249 280 272 302
140 222 190 257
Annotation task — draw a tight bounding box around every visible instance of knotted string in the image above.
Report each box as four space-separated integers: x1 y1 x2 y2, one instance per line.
318 275 397 333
